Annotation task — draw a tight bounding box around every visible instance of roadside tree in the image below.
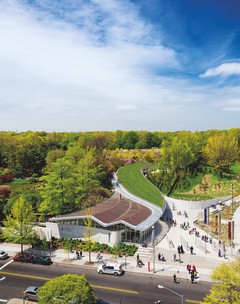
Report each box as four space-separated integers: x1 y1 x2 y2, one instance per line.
37 274 97 304
2 195 36 253
202 258 240 304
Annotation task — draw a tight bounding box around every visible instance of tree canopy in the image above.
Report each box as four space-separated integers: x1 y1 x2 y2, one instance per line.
202 259 240 304
37 274 97 304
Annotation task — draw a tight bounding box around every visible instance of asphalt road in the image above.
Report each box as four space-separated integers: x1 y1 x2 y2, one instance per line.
0 258 211 304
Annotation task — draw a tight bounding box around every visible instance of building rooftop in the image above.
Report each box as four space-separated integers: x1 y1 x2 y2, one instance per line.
50 191 161 231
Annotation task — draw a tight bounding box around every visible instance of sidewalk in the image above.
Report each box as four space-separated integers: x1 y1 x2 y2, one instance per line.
0 239 230 283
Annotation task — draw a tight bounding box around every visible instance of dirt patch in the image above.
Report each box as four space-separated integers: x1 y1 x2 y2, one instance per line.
188 174 212 194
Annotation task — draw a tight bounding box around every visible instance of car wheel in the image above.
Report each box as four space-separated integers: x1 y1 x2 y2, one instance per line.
114 272 118 276
25 296 30 301
99 270 103 274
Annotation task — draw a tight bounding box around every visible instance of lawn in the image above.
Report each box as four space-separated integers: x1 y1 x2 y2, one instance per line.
117 162 164 207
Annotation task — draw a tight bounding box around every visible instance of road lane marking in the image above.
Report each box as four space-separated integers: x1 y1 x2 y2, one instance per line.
0 271 139 295
0 299 8 303
0 260 13 270
91 284 139 294
186 300 202 303
0 271 49 281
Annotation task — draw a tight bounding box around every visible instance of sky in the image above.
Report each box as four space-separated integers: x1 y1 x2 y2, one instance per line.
0 0 240 132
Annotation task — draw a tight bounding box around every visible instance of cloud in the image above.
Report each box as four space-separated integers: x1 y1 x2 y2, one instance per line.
0 0 239 132
200 62 240 78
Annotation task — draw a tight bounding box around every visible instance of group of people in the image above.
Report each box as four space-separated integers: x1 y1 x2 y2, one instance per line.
177 210 188 218
158 253 166 262
187 264 198 283
75 250 83 260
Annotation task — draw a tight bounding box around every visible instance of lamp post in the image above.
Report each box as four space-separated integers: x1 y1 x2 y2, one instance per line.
158 284 184 304
152 225 155 273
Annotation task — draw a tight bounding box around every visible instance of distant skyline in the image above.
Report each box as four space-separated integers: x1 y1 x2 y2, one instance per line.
0 0 240 132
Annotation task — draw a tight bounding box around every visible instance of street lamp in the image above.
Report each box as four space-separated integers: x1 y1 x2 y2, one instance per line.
151 225 155 273
158 284 184 304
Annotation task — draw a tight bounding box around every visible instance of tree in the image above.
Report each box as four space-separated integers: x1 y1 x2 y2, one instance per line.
83 211 96 264
202 259 240 304
2 195 36 253
39 157 75 216
64 238 74 260
37 274 97 304
203 133 239 177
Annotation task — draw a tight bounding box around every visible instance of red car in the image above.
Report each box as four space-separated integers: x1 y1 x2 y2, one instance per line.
13 253 33 263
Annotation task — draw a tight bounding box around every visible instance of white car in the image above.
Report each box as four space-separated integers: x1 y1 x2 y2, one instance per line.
97 263 124 276
0 250 8 260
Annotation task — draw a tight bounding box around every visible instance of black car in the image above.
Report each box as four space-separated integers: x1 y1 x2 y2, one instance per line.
31 256 52 265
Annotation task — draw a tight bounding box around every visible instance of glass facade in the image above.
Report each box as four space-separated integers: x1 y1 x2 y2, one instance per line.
55 217 152 244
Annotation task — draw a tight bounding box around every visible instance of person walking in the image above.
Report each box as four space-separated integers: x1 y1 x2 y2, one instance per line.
75 251 79 260
79 251 82 259
173 253 176 261
190 246 194 254
158 253 161 261
187 264 191 274
173 273 177 284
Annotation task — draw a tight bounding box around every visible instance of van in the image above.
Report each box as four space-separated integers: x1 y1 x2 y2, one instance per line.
97 263 124 276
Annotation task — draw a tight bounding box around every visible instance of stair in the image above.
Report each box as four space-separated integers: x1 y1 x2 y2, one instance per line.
135 247 153 260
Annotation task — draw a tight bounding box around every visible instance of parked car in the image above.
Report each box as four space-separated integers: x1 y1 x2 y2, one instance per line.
31 256 52 265
0 250 8 260
13 253 33 263
23 286 39 301
97 263 124 276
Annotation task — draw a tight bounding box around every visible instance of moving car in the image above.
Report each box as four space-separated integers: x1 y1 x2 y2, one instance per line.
31 256 52 265
13 253 33 263
0 250 8 260
97 263 124 276
23 286 39 301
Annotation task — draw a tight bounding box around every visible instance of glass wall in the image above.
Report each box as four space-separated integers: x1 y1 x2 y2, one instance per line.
55 218 152 244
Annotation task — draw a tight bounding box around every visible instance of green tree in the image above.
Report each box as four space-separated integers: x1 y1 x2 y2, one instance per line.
2 195 36 253
37 274 97 304
64 238 74 260
39 158 75 215
203 133 239 177
83 212 96 264
202 259 240 304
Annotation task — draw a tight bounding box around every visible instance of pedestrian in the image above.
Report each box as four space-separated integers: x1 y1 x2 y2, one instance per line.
173 253 176 261
173 273 177 284
79 251 82 259
190 246 194 254
218 249 221 257
187 264 191 274
75 250 79 260
191 272 195 284
180 245 184 254
177 245 181 254
192 265 196 272
178 254 182 263
161 254 166 262
137 254 139 260
158 253 161 261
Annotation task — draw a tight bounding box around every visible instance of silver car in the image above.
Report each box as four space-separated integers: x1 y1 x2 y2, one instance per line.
97 263 124 276
23 286 39 301
0 250 8 260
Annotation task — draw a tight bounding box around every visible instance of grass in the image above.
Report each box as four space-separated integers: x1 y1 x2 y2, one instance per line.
117 162 164 207
117 162 240 205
